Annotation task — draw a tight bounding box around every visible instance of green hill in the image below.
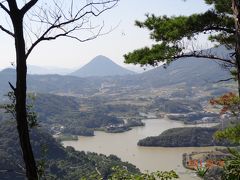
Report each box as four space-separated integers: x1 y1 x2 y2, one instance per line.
33 93 124 136
0 121 139 179
138 127 231 147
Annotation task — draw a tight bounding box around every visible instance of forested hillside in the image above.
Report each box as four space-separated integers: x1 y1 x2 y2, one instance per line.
138 127 230 147
34 94 124 136
0 121 139 180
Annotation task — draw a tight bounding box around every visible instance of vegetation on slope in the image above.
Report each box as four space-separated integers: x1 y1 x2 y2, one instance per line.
0 120 139 180
33 93 124 136
138 127 231 147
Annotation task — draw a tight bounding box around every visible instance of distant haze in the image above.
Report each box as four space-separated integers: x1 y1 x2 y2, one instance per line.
0 46 233 97
27 65 75 75
0 1 210 70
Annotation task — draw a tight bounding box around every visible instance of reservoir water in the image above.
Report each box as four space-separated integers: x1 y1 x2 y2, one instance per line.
63 118 218 180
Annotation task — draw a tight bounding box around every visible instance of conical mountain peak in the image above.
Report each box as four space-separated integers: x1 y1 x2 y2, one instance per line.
70 55 135 77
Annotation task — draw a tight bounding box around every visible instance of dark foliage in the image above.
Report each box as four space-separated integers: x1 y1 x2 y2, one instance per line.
138 127 232 147
0 121 139 180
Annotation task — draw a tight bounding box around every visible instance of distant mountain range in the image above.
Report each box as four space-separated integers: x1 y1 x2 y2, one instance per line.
4 56 137 76
27 65 74 75
70 55 136 77
137 56 231 87
2 65 74 75
0 49 233 98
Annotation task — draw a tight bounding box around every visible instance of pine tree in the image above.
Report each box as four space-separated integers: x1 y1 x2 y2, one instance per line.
124 0 240 95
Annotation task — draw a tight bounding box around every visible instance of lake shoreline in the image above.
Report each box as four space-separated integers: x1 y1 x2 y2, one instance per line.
62 118 219 180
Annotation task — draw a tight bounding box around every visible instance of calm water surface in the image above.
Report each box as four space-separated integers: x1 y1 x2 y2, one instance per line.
63 119 218 180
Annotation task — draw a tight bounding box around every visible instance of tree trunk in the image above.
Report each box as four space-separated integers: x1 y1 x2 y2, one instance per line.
12 14 38 180
232 0 240 96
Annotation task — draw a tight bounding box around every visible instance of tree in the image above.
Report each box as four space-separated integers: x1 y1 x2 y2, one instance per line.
124 0 240 95
107 166 179 180
0 0 118 179
210 93 240 179
124 1 240 178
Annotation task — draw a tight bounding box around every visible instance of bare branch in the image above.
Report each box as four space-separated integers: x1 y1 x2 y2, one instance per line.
203 26 235 34
25 16 62 58
215 77 235 83
174 52 235 65
25 0 119 58
6 0 18 13
0 2 10 15
65 23 104 42
8 81 16 92
21 0 38 15
0 24 14 37
74 0 118 19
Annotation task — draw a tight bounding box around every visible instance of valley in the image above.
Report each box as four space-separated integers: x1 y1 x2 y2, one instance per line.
62 118 218 180
0 54 237 179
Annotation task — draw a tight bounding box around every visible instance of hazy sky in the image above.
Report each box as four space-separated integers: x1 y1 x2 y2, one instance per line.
0 0 211 71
